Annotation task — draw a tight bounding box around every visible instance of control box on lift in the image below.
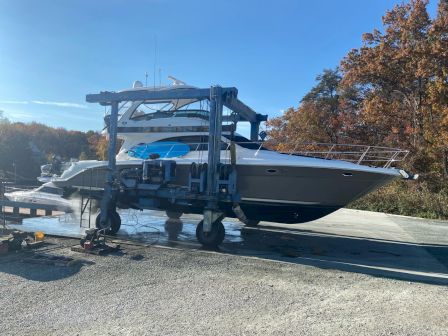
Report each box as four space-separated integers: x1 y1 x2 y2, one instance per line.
142 160 176 185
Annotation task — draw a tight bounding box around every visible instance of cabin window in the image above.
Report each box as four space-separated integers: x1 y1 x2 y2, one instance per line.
130 101 175 120
172 100 209 119
37 186 63 195
162 136 228 151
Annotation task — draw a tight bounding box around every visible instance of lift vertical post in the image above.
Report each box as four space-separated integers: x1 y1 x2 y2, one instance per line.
250 121 260 141
99 100 119 225
203 86 224 233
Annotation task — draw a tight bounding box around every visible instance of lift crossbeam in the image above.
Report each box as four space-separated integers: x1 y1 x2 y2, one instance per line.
86 87 267 124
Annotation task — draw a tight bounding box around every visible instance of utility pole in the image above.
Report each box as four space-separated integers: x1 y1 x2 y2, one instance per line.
12 162 16 185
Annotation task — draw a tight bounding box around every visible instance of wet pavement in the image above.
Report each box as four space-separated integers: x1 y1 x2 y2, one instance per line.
4 208 448 285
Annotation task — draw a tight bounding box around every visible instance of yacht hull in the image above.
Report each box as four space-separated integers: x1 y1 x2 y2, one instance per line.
53 161 397 224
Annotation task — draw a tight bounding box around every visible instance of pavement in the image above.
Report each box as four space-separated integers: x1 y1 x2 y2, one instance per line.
0 209 447 335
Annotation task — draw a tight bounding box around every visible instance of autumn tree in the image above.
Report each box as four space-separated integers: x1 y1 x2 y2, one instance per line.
267 69 362 151
427 0 448 177
341 0 448 183
0 121 109 182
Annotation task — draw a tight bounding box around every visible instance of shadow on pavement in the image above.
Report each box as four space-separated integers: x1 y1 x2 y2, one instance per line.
221 225 448 286
0 257 93 282
0 239 94 282
4 213 448 285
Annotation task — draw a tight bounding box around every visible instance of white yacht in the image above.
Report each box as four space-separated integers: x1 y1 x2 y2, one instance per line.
44 79 412 225
4 183 73 213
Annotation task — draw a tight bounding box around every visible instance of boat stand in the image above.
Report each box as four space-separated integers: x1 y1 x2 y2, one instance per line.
85 85 267 247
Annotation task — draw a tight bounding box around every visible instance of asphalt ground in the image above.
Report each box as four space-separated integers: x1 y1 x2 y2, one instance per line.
1 209 447 335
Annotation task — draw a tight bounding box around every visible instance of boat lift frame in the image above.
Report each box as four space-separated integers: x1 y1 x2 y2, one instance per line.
86 85 267 245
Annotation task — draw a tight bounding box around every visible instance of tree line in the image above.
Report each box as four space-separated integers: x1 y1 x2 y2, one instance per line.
267 0 448 218
0 111 108 183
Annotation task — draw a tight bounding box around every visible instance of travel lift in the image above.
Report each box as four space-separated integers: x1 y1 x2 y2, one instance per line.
85 85 267 247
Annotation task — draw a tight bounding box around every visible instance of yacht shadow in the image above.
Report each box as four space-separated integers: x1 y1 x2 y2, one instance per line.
0 252 94 282
223 225 448 286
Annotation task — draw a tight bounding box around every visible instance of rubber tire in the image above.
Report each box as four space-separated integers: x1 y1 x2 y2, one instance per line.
95 211 121 235
244 219 260 227
166 210 182 220
196 220 225 247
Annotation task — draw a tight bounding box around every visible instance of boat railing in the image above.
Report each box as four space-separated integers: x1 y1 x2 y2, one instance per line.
274 142 410 168
3 185 40 194
132 141 409 169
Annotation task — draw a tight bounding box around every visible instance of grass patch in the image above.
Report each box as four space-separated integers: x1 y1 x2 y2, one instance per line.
349 180 448 220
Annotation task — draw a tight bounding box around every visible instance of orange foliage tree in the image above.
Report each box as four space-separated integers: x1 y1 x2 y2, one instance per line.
341 0 448 184
267 69 362 152
268 0 448 187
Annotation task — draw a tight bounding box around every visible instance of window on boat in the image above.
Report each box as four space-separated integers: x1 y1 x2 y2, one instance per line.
37 186 63 195
161 136 228 151
129 100 211 121
130 101 175 120
172 100 210 119
105 101 133 119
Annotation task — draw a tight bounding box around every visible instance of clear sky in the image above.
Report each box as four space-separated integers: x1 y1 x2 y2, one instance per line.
0 0 438 133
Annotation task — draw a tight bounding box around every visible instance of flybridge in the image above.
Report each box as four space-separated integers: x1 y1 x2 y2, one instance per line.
86 86 268 141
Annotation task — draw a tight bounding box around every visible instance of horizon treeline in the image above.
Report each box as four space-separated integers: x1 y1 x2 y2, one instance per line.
0 114 108 182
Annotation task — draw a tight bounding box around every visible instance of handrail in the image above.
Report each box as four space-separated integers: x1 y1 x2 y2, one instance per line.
281 142 409 168
130 141 409 169
3 185 40 194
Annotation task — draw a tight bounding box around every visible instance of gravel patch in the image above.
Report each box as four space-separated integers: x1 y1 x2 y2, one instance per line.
0 241 447 336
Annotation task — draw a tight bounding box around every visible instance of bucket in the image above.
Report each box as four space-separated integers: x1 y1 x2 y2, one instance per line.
34 231 45 242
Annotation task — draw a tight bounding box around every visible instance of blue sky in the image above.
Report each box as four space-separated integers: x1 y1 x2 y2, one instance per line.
0 0 438 133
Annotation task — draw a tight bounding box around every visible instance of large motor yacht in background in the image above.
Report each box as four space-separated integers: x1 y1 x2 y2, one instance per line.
41 79 413 225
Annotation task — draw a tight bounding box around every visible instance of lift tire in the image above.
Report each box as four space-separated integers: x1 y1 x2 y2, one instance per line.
244 219 260 227
95 211 121 235
196 220 225 247
166 210 182 219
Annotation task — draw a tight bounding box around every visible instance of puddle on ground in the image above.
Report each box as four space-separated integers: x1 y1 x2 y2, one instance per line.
4 209 448 285
4 209 244 246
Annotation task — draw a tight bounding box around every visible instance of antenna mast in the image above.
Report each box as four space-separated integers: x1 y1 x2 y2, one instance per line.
159 68 162 86
153 36 157 89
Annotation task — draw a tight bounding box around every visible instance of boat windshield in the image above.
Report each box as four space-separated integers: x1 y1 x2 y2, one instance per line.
130 100 210 121
130 101 175 120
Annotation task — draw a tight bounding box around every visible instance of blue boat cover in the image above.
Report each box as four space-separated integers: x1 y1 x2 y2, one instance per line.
128 141 190 159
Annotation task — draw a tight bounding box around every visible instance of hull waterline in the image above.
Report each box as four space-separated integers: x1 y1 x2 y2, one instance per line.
50 161 399 224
